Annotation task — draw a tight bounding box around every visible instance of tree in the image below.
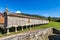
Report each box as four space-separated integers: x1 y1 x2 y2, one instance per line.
48 16 52 22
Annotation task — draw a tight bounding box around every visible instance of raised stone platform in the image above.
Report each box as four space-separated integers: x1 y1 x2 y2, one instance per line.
0 28 53 40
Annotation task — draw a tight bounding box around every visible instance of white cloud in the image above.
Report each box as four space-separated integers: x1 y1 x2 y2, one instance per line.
15 11 21 13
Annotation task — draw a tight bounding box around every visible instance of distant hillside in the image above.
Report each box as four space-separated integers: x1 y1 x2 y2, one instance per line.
15 13 60 22
52 17 60 22
16 13 47 19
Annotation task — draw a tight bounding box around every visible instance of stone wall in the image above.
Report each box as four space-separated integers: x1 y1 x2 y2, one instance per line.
7 16 49 28
0 28 53 40
7 16 29 27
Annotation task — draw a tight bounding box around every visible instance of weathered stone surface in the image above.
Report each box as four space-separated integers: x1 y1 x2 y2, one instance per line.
6 16 49 28
0 28 53 40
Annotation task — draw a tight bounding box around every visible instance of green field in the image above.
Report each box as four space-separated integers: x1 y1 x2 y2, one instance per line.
39 21 60 30
0 21 60 37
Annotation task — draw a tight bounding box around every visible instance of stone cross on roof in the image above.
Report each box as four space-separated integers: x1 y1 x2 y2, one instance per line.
5 6 9 12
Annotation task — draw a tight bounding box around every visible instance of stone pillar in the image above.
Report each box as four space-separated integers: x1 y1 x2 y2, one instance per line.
6 28 10 34
33 25 34 28
21 26 23 31
15 27 17 32
29 25 31 30
26 26 28 30
4 28 6 33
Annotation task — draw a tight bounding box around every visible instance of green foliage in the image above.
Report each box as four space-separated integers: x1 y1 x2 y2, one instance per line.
17 13 46 19
47 16 52 21
52 17 60 22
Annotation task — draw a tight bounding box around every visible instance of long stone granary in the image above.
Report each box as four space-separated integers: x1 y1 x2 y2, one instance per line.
0 7 49 34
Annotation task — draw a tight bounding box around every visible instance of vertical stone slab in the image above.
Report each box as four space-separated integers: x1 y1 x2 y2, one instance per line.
29 25 31 30
15 27 17 32
6 28 10 34
33 25 35 28
21 26 23 31
26 26 28 30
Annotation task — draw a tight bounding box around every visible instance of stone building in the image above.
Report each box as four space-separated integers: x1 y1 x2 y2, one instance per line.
0 7 49 34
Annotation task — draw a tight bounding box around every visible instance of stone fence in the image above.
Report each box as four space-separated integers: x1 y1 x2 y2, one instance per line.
0 28 53 40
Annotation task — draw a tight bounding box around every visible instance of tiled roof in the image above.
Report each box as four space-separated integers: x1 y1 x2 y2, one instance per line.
0 17 4 24
0 13 4 24
8 13 42 20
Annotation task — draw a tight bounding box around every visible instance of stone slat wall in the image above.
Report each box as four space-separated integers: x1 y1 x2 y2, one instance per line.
0 28 53 40
7 16 28 27
7 16 49 28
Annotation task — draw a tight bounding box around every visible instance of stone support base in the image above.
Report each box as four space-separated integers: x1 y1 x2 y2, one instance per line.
26 26 28 30
6 28 10 34
15 27 17 32
29 25 31 30
21 26 23 31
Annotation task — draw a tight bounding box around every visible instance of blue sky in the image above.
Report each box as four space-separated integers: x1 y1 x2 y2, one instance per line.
0 0 60 17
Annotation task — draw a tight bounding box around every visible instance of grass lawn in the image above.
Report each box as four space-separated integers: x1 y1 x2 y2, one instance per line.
0 21 60 37
39 21 60 30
